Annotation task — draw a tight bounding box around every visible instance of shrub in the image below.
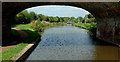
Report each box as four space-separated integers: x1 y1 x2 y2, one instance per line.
31 20 44 32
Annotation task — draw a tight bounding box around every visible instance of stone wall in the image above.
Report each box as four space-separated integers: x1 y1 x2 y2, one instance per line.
96 6 120 45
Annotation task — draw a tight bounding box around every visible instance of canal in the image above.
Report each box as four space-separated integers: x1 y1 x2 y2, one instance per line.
26 25 119 60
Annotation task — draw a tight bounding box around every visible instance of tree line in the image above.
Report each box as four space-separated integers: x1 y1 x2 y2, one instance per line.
14 10 96 24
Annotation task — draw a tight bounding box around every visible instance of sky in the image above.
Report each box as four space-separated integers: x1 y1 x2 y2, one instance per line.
26 5 90 18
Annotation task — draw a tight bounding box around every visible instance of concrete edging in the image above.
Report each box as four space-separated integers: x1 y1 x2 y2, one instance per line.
12 36 41 62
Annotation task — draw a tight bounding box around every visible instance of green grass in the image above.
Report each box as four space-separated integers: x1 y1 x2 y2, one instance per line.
1 30 39 60
1 43 28 60
74 23 97 37
1 24 40 60
17 23 34 31
11 24 23 28
73 23 97 30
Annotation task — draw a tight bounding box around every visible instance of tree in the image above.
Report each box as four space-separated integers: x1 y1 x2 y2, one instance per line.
88 14 94 18
48 16 54 22
15 10 31 24
70 17 75 22
73 18 78 23
63 17 70 22
37 14 47 21
56 16 60 22
59 17 63 22
70 17 75 20
84 14 96 23
15 12 25 24
22 10 32 23
83 14 89 23
45 16 49 22
48 17 51 22
29 11 37 20
53 17 59 22
77 16 83 23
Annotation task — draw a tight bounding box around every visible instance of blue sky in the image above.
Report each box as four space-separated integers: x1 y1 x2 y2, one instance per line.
26 5 90 18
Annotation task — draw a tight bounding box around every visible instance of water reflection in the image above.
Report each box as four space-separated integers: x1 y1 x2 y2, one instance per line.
27 26 119 60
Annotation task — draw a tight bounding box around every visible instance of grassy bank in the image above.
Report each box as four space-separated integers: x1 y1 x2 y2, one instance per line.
73 23 97 37
1 21 63 60
1 43 28 60
73 23 96 30
1 23 40 60
17 23 35 31
2 22 97 60
1 30 39 60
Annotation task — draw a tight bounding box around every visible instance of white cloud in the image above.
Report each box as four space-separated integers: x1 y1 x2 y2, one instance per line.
26 5 90 18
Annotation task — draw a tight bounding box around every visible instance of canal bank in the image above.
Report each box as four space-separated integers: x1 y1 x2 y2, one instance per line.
26 25 119 60
3 24 119 61
14 23 66 61
1 22 66 61
13 36 41 62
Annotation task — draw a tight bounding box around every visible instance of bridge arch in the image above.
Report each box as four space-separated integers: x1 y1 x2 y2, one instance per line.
2 2 120 46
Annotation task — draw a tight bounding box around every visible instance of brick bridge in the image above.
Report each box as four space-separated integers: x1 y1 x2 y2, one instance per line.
2 2 120 46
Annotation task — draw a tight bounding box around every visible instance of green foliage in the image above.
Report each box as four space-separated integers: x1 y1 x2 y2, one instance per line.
45 16 49 22
48 17 51 22
86 18 96 23
53 17 59 22
37 14 47 21
15 12 25 24
49 17 54 22
73 19 78 23
59 17 63 22
1 30 39 60
17 23 34 31
70 17 75 20
74 23 97 29
62 17 69 22
37 18 41 22
74 23 97 37
17 22 44 32
77 16 83 23
15 10 31 24
31 20 44 32
1 43 27 60
88 14 94 18
30 11 37 20
21 10 31 23
15 10 96 24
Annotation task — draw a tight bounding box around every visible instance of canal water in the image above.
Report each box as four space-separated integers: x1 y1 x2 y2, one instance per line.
26 25 119 60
